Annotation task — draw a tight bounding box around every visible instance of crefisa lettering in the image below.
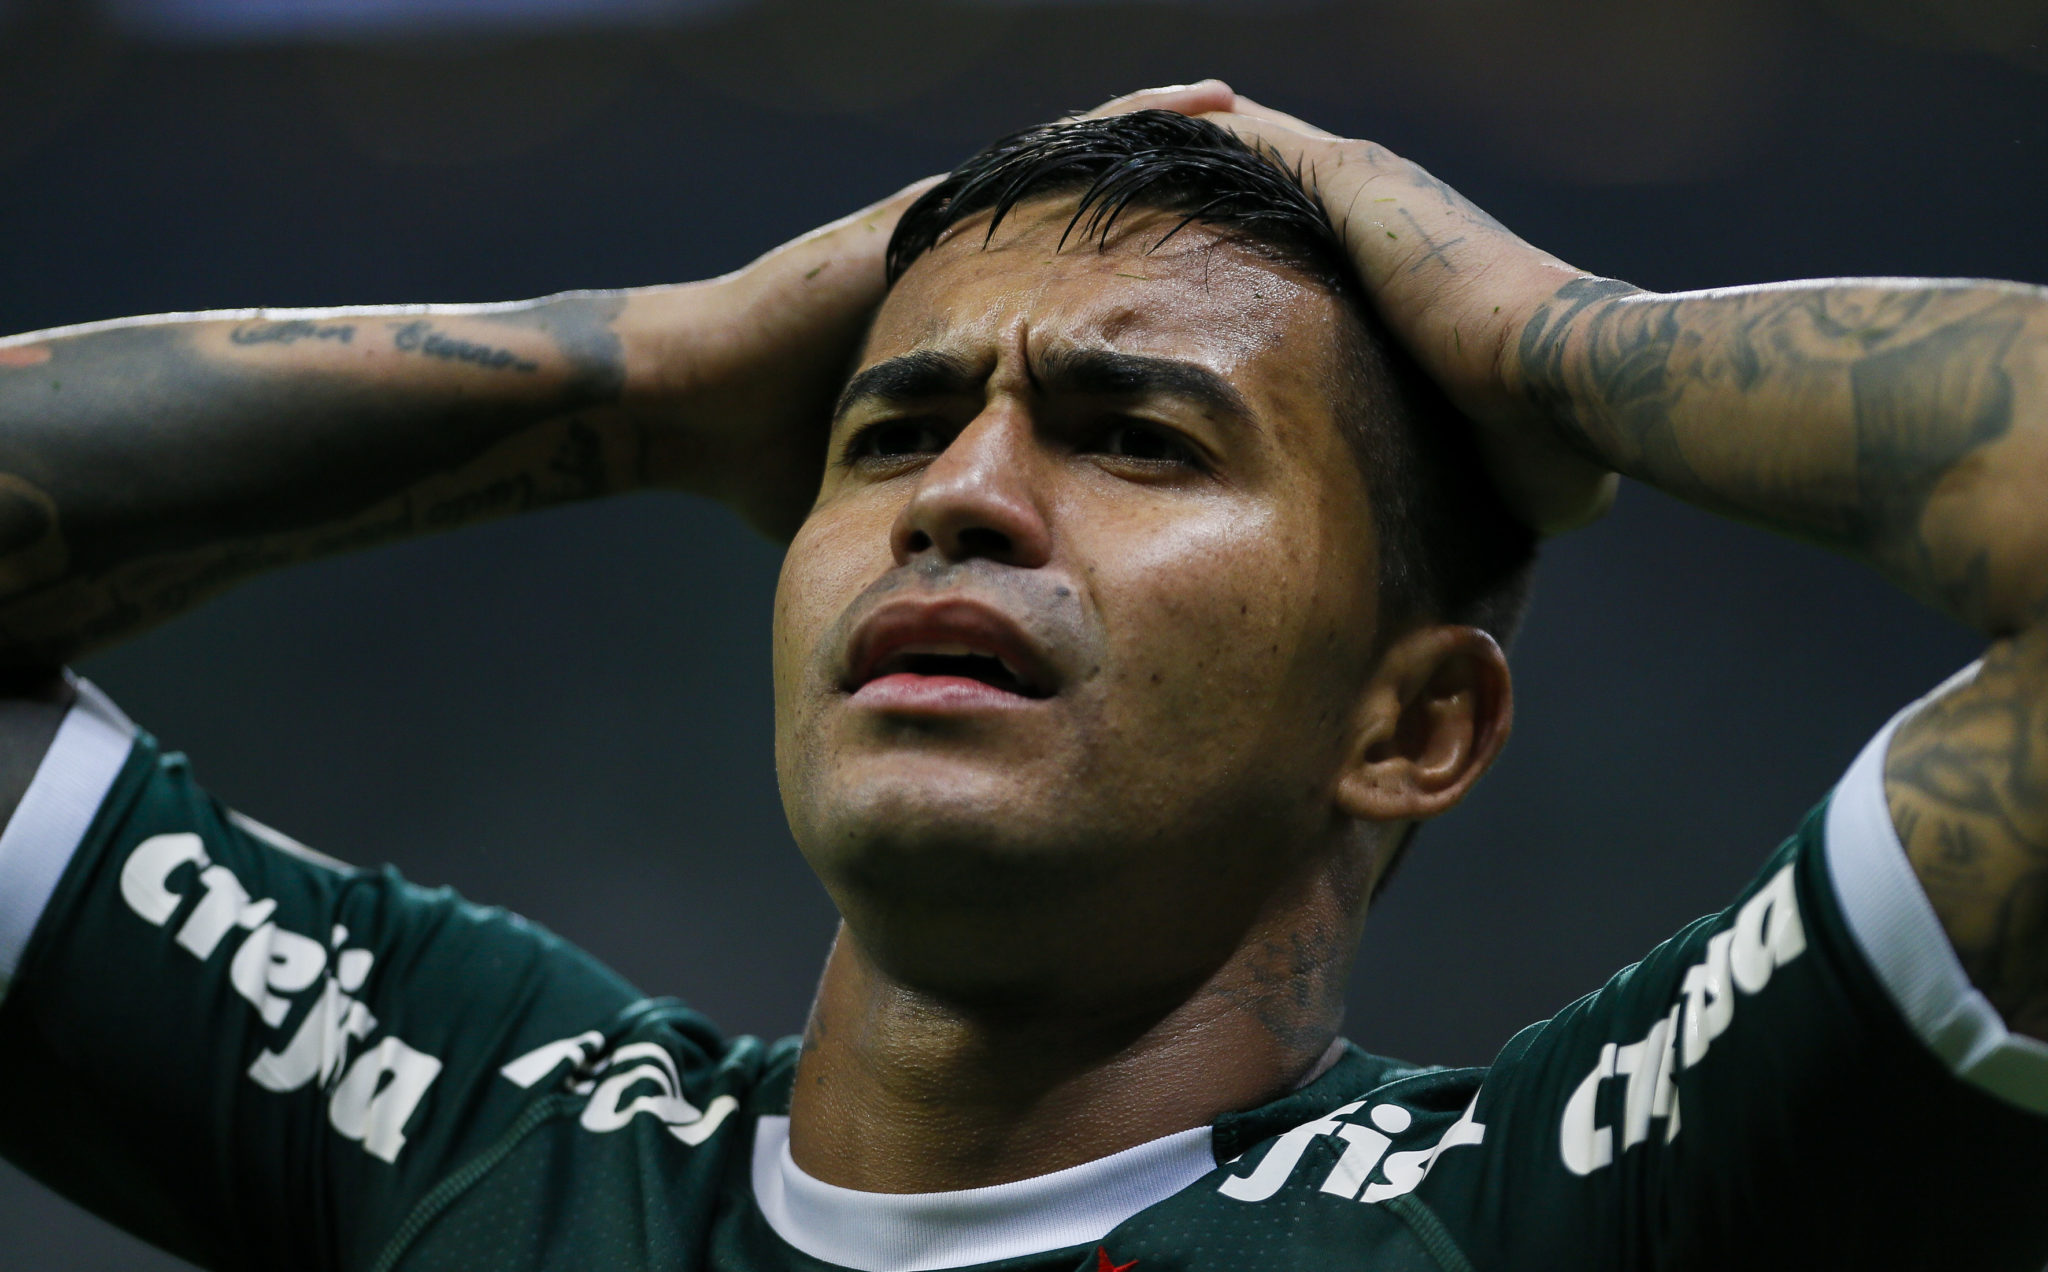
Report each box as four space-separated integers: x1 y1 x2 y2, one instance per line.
119 832 442 1164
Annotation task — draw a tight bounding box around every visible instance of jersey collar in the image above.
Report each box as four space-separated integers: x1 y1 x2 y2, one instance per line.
751 1115 1216 1271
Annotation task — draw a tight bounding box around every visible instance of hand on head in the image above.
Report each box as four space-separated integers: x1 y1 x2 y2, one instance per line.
655 82 1242 538
675 79 1612 541
1200 95 1619 535
1073 79 1238 121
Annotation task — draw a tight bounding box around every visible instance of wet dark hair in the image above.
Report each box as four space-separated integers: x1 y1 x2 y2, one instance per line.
887 110 1535 651
886 111 1536 894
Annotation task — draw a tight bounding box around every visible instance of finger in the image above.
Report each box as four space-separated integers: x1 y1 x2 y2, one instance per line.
1077 79 1235 121
1207 95 1339 139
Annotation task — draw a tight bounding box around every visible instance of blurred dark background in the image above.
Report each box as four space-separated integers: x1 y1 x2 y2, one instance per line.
0 0 2042 1266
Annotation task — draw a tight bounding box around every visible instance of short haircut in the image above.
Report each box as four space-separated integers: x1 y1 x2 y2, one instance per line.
886 110 1536 652
885 111 1537 896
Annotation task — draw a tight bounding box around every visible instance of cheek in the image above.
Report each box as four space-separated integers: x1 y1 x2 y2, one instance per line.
773 511 886 714
1084 477 1379 799
1090 501 1336 726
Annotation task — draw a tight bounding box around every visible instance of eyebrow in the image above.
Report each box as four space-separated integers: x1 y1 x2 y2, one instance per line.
833 350 980 423
833 346 1253 426
1038 347 1252 424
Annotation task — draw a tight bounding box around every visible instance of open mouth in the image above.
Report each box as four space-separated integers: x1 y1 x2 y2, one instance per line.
869 646 1042 698
843 596 1061 706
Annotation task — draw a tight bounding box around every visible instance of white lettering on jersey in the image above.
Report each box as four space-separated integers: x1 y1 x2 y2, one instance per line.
1560 1043 1618 1175
119 832 206 924
1218 1099 1366 1202
1320 1103 1409 1199
500 1030 604 1091
1218 1095 1484 1206
1560 861 1806 1175
501 1033 738 1147
229 921 327 1027
328 1036 445 1163
178 864 276 960
1731 861 1807 991
1362 1095 1484 1204
249 977 378 1092
1678 929 1737 1067
118 833 442 1165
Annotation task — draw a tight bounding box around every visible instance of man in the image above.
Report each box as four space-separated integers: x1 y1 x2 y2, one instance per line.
0 77 2043 1270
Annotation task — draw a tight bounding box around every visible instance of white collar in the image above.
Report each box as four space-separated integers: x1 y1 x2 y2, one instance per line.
750 1115 1216 1271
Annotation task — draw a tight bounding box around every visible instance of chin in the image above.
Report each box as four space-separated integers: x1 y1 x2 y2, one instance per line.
794 757 1122 907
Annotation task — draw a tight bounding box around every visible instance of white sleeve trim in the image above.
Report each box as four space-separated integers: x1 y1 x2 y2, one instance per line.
1823 664 2048 1116
0 676 136 1002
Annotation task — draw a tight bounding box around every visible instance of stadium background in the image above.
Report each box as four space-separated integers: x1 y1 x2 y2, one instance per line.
1 0 2043 1265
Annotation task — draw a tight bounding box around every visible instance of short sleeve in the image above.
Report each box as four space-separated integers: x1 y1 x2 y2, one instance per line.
0 682 647 1272
1417 703 2048 1271
1821 671 2048 1111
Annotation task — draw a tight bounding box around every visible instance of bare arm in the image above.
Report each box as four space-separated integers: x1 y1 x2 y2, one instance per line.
1216 100 2048 1039
0 294 642 667
1513 279 2048 1039
0 83 1239 678
0 211 900 672
1512 279 2048 634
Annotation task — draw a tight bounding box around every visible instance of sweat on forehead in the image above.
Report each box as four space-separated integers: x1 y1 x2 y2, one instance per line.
865 206 1328 390
885 110 1361 302
869 110 1536 671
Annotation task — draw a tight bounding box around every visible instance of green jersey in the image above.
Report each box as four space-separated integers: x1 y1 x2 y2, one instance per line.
2 679 2046 1271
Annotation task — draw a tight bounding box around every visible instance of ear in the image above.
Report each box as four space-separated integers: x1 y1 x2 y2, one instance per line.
1334 625 1513 825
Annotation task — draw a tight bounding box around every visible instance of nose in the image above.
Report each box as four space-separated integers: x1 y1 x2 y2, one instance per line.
890 407 1052 569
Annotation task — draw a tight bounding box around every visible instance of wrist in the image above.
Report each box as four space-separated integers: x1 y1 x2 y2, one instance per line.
1462 278 1642 537
1498 277 1648 443
593 280 734 492
605 281 713 409
1378 260 1596 435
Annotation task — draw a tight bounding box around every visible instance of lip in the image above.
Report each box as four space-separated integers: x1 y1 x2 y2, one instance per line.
842 596 1058 709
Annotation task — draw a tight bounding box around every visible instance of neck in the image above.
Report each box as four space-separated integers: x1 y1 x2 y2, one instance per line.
786 894 1357 1193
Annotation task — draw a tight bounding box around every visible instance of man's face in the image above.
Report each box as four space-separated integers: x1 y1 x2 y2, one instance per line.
772 201 1386 995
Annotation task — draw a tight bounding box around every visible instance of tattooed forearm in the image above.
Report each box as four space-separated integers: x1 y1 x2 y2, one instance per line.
389 319 538 372
1400 160 1511 236
1520 271 2048 1032
1888 635 2048 1040
229 320 355 346
0 291 637 667
1393 207 1465 275
1515 277 2048 632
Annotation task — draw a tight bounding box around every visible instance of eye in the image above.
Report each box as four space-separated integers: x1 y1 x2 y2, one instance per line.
843 418 945 465
1094 420 1200 467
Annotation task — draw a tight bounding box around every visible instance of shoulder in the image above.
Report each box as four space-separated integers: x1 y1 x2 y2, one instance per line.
375 1018 796 1272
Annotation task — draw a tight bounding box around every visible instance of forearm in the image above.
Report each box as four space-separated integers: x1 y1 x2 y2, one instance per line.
1210 103 2048 1030
0 289 667 667
0 164 960 671
1513 277 2048 634
1516 276 2048 1030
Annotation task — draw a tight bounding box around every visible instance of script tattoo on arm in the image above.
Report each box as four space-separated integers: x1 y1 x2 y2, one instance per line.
0 292 633 668
388 319 539 373
1517 273 2048 1039
229 320 356 346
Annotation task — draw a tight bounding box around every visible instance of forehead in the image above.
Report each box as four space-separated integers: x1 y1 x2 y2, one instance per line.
867 201 1350 386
